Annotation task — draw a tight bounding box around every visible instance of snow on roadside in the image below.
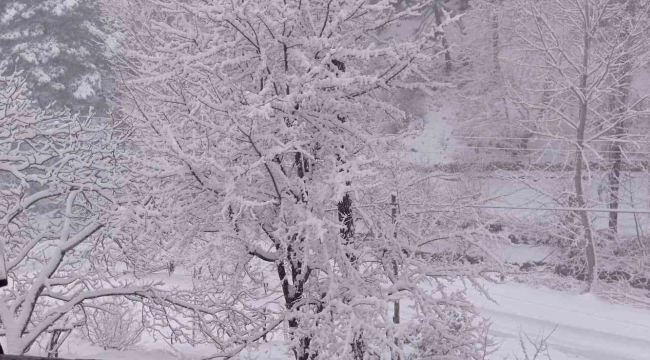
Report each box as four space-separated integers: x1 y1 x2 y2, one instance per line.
469 281 650 360
31 278 650 360
52 337 289 360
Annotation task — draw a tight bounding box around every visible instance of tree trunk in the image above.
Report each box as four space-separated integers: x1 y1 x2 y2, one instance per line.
280 245 314 360
607 25 633 236
2 331 22 355
575 127 597 292
339 184 365 359
575 1 596 292
492 8 501 76
433 0 452 73
282 152 315 360
47 330 62 358
608 126 623 235
351 333 365 360
391 193 400 360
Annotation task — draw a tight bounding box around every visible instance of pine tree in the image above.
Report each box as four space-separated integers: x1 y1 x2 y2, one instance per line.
0 0 114 112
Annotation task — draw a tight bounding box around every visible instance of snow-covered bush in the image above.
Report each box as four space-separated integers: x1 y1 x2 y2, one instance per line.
81 301 144 351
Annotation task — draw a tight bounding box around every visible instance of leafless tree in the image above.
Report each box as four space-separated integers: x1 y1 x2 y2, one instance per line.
508 0 650 291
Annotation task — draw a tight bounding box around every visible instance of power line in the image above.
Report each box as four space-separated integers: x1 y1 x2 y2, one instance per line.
464 204 650 214
444 135 650 143
399 146 650 155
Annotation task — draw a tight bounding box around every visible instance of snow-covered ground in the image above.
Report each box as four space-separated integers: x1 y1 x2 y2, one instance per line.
20 90 650 360
471 282 650 360
403 104 650 360
24 280 649 360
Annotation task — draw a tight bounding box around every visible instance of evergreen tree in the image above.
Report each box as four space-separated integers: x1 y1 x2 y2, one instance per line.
0 0 114 112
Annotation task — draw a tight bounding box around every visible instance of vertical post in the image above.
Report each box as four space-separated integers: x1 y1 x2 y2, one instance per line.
391 193 400 360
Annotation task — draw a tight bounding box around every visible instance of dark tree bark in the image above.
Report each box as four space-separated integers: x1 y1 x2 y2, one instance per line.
46 330 64 358
338 189 365 360
332 61 365 358
281 150 317 360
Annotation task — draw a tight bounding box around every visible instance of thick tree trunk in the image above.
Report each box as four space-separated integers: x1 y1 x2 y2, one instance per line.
2 331 23 355
281 152 316 360
280 245 314 360
289 317 313 360
339 185 365 359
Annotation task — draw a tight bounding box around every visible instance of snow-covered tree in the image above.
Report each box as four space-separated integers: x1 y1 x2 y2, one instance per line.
0 67 124 354
0 0 116 111
115 0 499 358
419 0 533 168
508 0 650 291
0 66 261 356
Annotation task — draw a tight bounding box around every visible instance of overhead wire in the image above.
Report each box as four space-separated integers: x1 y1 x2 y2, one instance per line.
397 146 650 155
442 135 650 143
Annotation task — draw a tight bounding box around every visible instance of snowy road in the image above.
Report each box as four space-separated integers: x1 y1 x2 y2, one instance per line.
469 282 650 360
